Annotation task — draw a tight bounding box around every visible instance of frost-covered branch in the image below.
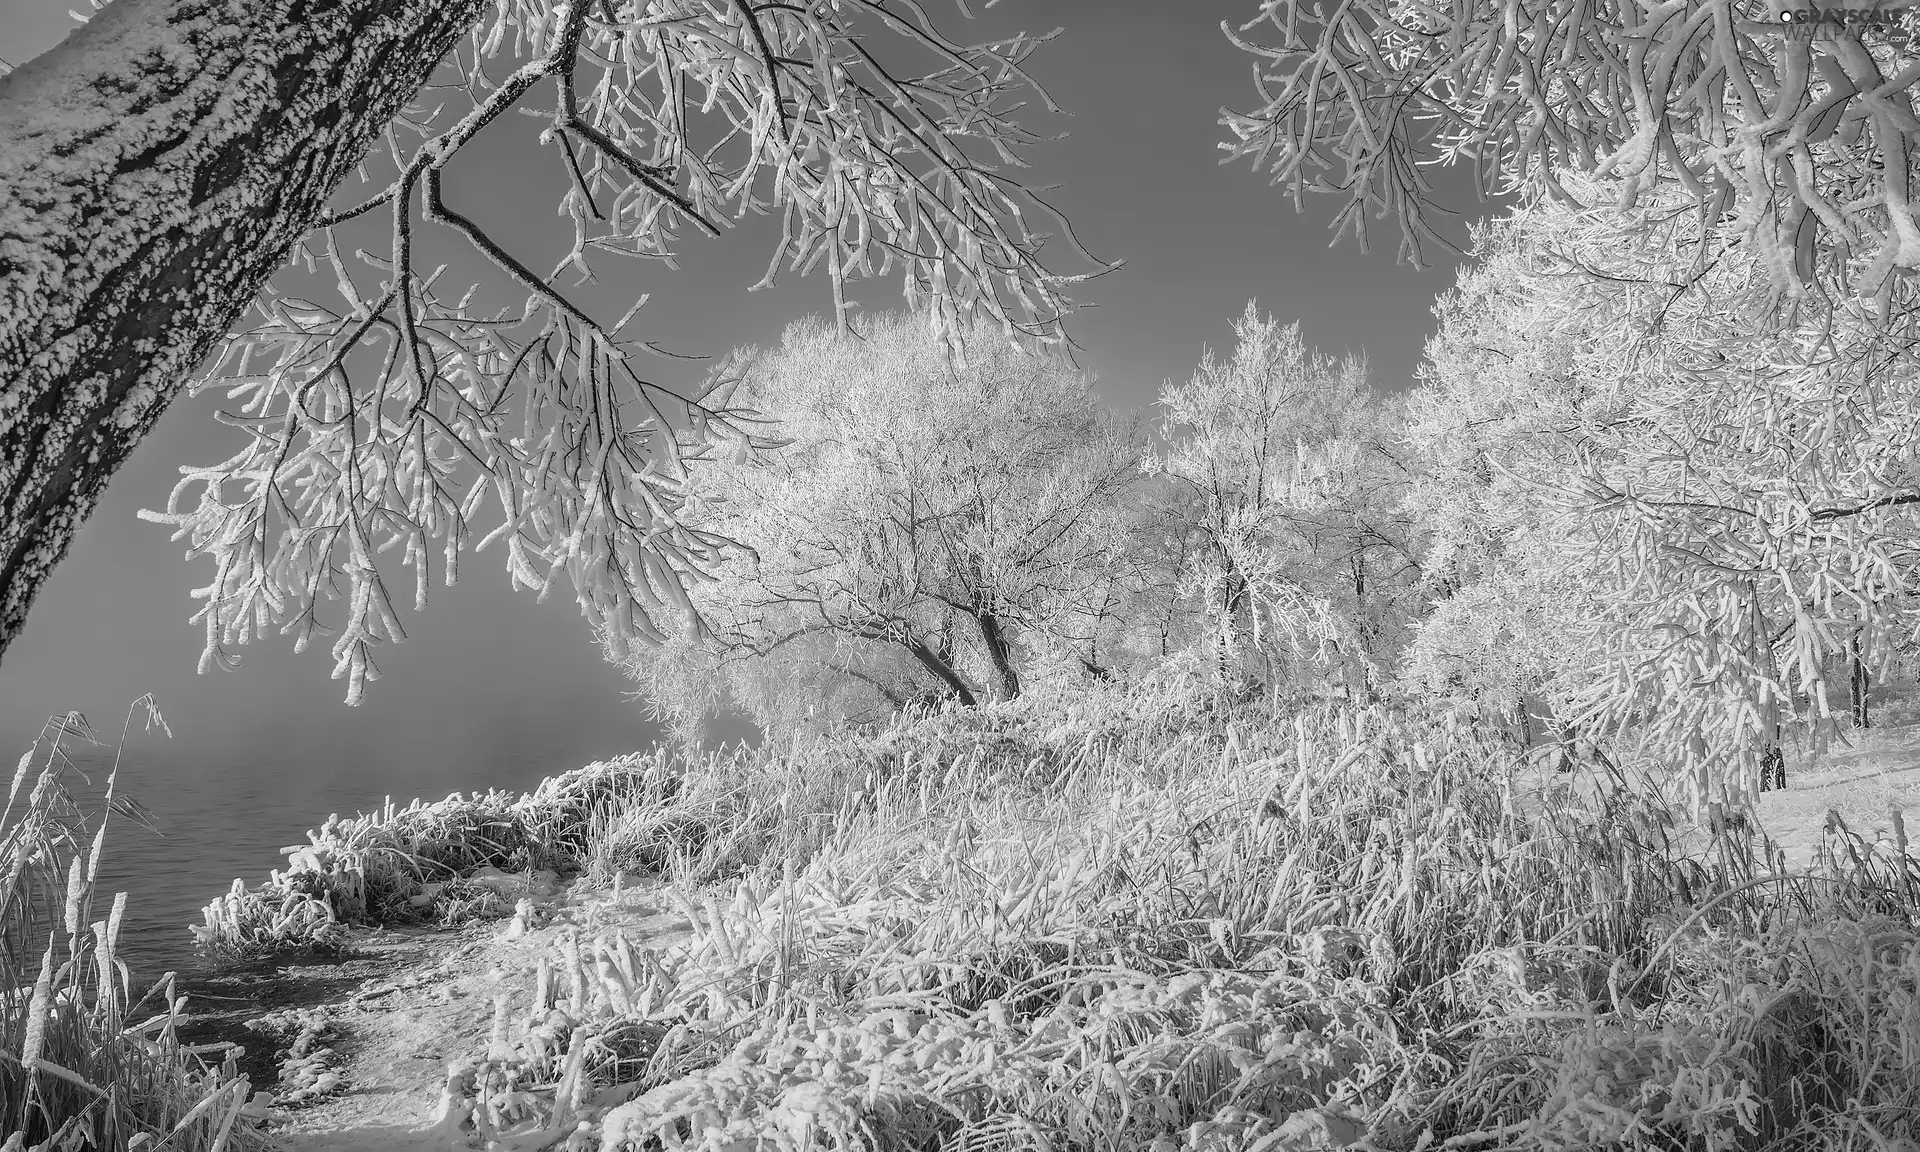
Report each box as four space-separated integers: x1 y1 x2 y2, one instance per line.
122 0 1108 703
0 0 492 674
1222 0 1920 300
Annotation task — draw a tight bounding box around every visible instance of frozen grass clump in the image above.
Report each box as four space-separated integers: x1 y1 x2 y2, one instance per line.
194 751 680 956
2 700 275 1151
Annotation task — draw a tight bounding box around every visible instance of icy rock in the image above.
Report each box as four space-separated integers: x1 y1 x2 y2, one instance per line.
505 898 533 938
466 867 563 898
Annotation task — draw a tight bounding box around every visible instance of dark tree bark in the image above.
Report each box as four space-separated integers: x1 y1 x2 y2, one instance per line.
973 608 1022 702
1759 743 1786 792
1759 721 1786 792
1850 632 1871 729
1350 552 1366 647
1552 719 1578 773
0 0 485 664
904 638 978 709
1211 540 1252 686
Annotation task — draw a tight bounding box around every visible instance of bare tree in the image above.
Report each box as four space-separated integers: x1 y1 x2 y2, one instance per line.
0 0 1105 700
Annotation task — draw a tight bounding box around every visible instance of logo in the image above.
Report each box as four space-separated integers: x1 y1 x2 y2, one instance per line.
1754 3 1916 42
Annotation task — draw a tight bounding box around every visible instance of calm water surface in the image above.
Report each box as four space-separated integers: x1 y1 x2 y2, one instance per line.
25 737 656 990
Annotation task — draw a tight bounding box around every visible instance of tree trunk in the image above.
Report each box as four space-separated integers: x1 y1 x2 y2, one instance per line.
904 638 978 708
0 0 485 664
1553 719 1578 773
1218 543 1252 685
1850 632 1870 729
1078 657 1113 682
1351 552 1367 652
1351 553 1381 705
1759 722 1786 792
973 608 1021 702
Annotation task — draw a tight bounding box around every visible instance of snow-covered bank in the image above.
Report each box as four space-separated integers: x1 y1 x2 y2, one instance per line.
192 755 684 958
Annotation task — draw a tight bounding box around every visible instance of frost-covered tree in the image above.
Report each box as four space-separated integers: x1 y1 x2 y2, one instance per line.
1144 302 1414 697
1055 471 1217 679
1221 0 1920 305
1399 386 1599 753
615 312 1141 742
1406 174 1920 812
1284 390 1426 669
0 0 1100 700
1399 262 1592 739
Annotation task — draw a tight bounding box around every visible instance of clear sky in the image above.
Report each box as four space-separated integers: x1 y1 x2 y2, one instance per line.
0 0 1507 793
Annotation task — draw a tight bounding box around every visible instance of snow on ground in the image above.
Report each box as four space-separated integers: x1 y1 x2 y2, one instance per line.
1741 720 1920 867
241 879 694 1151
1509 715 1920 870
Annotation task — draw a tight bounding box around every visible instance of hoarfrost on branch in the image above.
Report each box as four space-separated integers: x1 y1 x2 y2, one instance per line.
1222 0 1920 304
132 0 1107 703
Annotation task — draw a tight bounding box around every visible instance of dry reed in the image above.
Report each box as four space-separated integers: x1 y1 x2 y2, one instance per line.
3 699 274 1152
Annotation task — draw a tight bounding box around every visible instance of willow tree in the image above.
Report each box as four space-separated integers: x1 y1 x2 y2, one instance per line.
619 312 1141 742
0 0 1099 701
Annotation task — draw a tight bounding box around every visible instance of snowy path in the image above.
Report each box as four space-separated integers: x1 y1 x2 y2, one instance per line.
257 880 694 1151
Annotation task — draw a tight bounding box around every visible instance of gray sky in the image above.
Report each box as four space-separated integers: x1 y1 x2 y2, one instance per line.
0 0 1502 791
